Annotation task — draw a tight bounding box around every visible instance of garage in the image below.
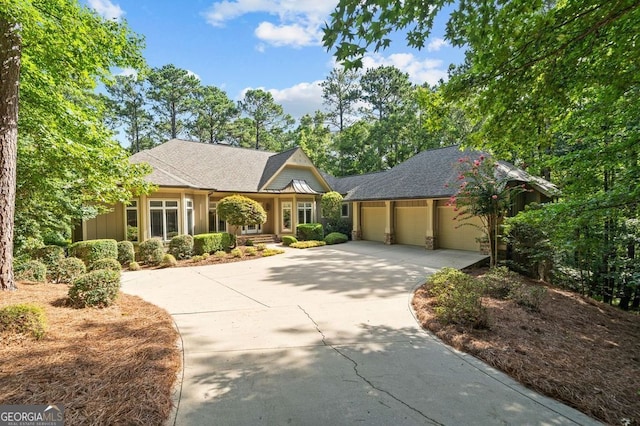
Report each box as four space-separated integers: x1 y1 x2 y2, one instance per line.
437 204 484 251
395 201 428 246
361 203 386 242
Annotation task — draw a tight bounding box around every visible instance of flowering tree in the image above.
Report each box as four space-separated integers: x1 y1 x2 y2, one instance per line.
448 155 527 267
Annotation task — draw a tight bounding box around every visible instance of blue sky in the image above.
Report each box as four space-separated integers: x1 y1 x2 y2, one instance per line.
86 0 465 119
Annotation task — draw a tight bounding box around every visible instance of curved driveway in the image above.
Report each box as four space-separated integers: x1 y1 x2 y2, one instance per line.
122 241 598 426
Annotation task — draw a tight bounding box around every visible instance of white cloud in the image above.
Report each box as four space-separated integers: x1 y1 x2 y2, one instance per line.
427 37 449 52
117 68 138 77
237 81 324 118
362 53 448 86
87 0 124 20
204 0 334 47
186 70 201 80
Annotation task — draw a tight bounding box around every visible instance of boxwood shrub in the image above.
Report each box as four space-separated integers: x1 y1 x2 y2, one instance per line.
14 260 47 283
89 258 122 272
138 239 164 265
282 235 297 246
50 257 86 284
324 232 348 245
68 269 121 308
69 239 118 267
0 304 46 339
193 233 235 255
169 234 194 259
117 241 135 265
32 245 65 269
296 223 323 241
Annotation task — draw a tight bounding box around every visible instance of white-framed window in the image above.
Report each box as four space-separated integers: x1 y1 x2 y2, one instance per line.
125 200 139 242
297 201 314 225
208 201 227 233
282 202 292 231
185 198 194 236
341 202 350 218
149 199 179 241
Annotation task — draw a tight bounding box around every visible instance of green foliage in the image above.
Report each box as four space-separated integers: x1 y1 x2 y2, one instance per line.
68 270 121 308
245 247 257 256
238 89 294 150
188 85 239 144
0 304 46 340
244 239 254 247
480 267 522 300
216 196 266 235
324 232 348 245
214 250 227 259
321 192 343 223
68 239 118 268
160 253 177 267
50 257 86 285
324 218 352 237
504 208 554 280
282 235 298 246
230 248 243 258
89 258 122 272
193 233 235 255
168 234 194 260
191 255 204 262
261 248 285 257
290 241 327 249
256 243 266 251
296 223 324 241
14 260 47 283
138 239 165 265
127 225 139 242
426 268 488 328
128 261 141 271
32 245 65 281
117 241 135 266
510 283 547 312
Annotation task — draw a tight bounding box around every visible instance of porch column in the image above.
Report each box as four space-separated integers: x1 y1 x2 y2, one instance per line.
425 199 437 250
273 197 280 236
384 201 395 245
139 194 148 242
351 202 361 240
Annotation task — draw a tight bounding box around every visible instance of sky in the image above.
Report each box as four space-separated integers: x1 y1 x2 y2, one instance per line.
85 0 465 119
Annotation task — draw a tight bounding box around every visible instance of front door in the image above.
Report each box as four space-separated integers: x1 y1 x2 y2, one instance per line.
242 223 261 235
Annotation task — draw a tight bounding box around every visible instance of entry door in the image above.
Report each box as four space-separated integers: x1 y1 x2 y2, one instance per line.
242 223 262 234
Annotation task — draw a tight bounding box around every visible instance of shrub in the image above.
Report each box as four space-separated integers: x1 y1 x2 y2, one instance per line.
256 243 266 251
245 239 254 246
138 239 165 265
214 250 227 259
68 239 118 267
324 232 348 245
89 258 122 272
202 252 210 259
191 255 204 262
50 257 86 284
117 241 135 265
480 266 522 299
169 234 194 260
504 210 554 281
160 253 177 267
426 268 488 328
68 270 121 308
126 225 138 242
290 240 326 249
230 248 243 258
296 223 324 241
128 261 141 271
245 247 257 256
282 235 297 246
193 233 236 255
0 304 46 339
14 260 47 283
324 218 352 238
510 283 547 312
32 245 65 270
261 248 284 257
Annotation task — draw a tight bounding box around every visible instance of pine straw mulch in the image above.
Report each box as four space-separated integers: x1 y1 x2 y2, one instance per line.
412 270 640 426
0 281 181 425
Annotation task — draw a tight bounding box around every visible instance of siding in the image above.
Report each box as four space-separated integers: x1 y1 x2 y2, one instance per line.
85 204 124 241
266 167 325 192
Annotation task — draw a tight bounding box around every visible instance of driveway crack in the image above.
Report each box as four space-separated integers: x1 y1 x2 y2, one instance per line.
297 305 443 426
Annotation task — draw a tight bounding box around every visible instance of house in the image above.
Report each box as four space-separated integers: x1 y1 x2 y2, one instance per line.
78 140 556 252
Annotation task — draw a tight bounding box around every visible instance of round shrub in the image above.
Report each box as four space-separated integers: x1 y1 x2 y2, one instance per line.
117 241 135 265
169 234 194 260
282 235 297 246
68 270 121 308
128 261 141 271
32 245 65 269
89 258 122 272
245 247 257 256
160 253 177 267
324 232 348 245
50 257 86 284
256 243 266 251
68 239 118 266
296 223 324 241
0 304 46 339
138 239 164 265
14 260 47 283
231 248 243 258
214 250 227 259
191 255 204 263
201 252 210 259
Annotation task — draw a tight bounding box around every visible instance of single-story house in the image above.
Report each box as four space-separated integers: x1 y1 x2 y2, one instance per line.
78 139 556 252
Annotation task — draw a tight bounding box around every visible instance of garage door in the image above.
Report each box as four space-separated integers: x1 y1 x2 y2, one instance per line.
361 207 385 242
395 207 427 246
437 206 484 251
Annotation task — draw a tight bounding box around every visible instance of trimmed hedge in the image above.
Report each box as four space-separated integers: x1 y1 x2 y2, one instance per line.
32 245 65 269
89 258 122 272
50 257 86 284
290 240 326 249
324 232 348 245
14 260 47 283
68 269 121 308
282 235 298 246
69 239 118 267
296 223 324 241
193 233 235 255
117 241 135 265
138 239 164 265
169 234 194 259
160 253 177 267
0 304 46 339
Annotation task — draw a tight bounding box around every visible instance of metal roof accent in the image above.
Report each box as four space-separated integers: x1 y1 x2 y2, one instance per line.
279 179 320 194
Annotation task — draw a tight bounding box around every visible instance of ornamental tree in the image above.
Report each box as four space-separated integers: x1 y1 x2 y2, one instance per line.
216 195 266 238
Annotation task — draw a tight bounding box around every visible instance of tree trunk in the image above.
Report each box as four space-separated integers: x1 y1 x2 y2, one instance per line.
0 15 21 291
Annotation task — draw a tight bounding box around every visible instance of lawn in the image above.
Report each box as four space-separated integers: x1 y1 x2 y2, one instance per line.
0 282 180 425
412 269 640 425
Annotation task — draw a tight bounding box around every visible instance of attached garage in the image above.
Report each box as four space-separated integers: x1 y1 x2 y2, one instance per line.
437 204 485 251
395 201 428 246
361 202 386 242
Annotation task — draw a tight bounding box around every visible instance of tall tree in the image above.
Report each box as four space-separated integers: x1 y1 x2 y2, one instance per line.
238 89 293 150
1 1 153 290
320 67 361 132
146 64 200 140
187 85 238 144
295 111 332 171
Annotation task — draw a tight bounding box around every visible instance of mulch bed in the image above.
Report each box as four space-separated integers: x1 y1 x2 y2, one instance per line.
412 270 640 425
0 282 180 425
135 245 285 270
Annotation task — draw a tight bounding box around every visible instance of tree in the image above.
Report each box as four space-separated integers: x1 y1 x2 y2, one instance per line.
320 67 361 132
216 195 267 238
1 1 153 290
294 111 332 172
147 64 200 140
187 85 238 144
321 191 343 223
238 89 293 150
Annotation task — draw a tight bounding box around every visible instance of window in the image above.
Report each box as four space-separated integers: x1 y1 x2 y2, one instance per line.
125 200 139 242
149 200 179 240
282 202 292 231
341 203 350 218
208 202 227 233
185 199 194 236
297 201 313 225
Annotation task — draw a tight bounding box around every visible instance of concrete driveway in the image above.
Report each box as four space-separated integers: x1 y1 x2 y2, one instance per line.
121 241 598 426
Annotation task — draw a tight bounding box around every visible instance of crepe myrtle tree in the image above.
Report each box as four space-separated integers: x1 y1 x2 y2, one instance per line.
216 195 266 240
447 155 529 267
